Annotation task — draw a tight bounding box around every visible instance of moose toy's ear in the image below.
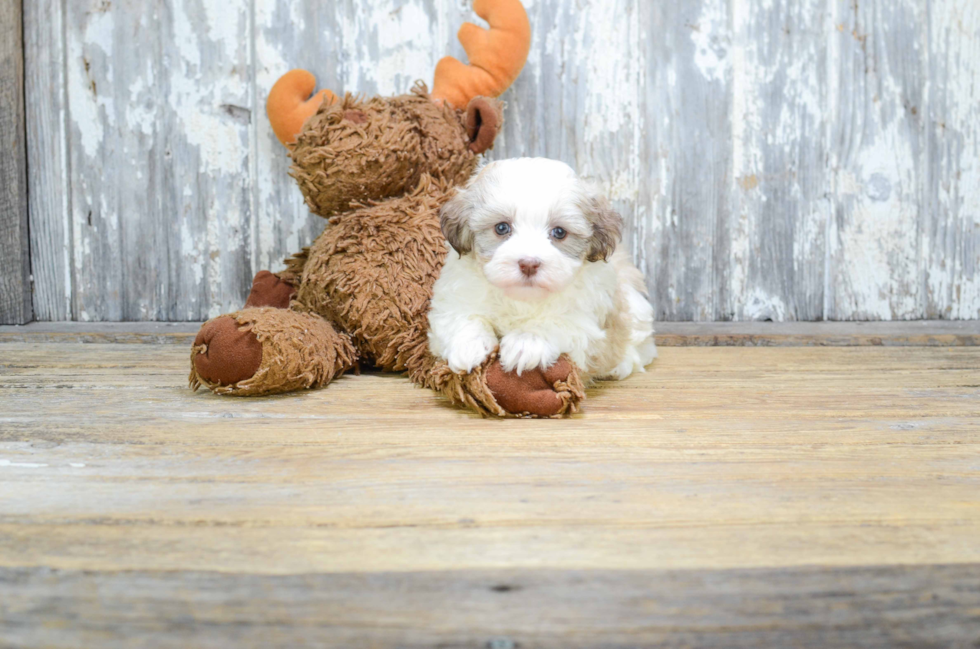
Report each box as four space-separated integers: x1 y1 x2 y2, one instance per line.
465 97 504 154
267 70 339 145
431 0 531 108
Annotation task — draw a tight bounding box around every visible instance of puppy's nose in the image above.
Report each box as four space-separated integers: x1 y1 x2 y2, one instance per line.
518 258 542 277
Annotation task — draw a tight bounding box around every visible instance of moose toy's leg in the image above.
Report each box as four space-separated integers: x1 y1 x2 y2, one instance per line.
484 356 585 416
423 353 586 418
189 307 356 396
242 248 309 310
243 271 296 309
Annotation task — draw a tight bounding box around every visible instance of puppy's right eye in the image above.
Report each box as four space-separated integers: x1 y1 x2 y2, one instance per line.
494 223 511 236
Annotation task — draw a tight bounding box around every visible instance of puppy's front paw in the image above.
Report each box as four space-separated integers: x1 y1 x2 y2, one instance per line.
446 329 498 374
499 332 560 376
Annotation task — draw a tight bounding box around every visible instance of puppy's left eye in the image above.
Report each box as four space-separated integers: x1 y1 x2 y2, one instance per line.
551 227 567 240
494 223 511 236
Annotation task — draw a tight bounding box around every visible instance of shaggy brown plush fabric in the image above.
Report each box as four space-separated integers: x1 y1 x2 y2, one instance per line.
290 85 476 218
294 174 460 369
190 308 356 397
189 85 585 417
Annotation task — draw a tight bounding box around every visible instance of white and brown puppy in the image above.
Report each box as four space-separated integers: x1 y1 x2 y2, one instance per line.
428 158 656 381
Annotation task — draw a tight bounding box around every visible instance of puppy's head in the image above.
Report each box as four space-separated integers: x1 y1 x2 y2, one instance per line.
440 158 622 301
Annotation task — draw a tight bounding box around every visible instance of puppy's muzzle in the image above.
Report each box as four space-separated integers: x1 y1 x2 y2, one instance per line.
519 258 542 278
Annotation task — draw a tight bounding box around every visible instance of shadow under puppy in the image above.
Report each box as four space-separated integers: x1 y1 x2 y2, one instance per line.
429 158 657 384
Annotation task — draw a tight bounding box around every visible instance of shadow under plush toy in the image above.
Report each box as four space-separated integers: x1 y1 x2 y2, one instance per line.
189 0 584 417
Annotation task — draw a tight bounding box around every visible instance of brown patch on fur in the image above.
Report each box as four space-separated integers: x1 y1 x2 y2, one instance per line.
577 249 641 382
439 188 473 255
585 194 623 262
343 109 368 124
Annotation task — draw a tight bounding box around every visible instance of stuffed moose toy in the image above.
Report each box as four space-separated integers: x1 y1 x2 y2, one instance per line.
189 0 585 417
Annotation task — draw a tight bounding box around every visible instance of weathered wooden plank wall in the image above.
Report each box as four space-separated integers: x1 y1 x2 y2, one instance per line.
0 0 32 325
24 0 980 322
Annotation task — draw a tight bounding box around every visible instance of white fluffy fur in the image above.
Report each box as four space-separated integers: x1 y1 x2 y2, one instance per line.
428 158 657 381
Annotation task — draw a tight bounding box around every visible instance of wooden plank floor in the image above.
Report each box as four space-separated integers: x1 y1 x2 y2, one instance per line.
1 338 979 646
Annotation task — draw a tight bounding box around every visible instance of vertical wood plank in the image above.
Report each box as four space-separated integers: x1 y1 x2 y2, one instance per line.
635 0 733 321
24 0 980 322
825 0 928 320
727 0 830 321
0 0 32 325
253 0 341 275
924 0 980 319
25 0 72 321
65 0 253 321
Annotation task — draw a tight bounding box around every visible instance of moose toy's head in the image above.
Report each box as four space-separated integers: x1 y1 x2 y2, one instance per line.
265 0 531 218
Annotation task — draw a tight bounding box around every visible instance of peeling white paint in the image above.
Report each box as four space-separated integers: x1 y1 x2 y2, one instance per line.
181 218 205 288
169 1 249 176
0 460 50 469
743 288 788 322
834 116 921 319
691 0 730 83
600 168 640 203
68 8 116 159
29 0 980 322
925 0 980 319
577 0 635 144
373 2 437 95
254 0 320 274
827 0 927 321
126 73 156 136
336 0 439 95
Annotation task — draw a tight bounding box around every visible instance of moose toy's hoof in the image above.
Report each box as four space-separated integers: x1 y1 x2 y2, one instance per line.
192 317 263 386
486 357 582 417
244 271 296 309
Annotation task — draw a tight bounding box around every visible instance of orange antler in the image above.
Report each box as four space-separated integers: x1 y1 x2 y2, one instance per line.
431 0 531 108
267 70 338 145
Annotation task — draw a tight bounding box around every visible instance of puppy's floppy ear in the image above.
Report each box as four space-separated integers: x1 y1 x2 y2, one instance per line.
440 189 474 255
582 189 623 262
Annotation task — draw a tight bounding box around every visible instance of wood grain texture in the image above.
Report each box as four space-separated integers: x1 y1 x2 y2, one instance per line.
826 0 926 320
729 0 829 321
23 0 980 321
1 342 979 644
24 0 71 321
63 0 254 321
925 0 980 319
2 565 979 648
637 0 734 321
0 0 32 325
